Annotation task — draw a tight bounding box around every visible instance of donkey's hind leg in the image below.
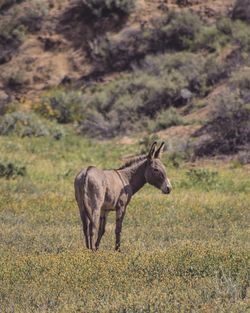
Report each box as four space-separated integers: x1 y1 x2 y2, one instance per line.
89 207 102 250
74 179 90 249
80 210 90 249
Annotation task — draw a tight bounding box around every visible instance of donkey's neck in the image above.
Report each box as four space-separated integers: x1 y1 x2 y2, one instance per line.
120 160 147 195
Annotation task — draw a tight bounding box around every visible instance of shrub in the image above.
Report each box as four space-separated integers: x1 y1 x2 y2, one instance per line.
179 168 219 190
0 111 64 138
151 108 185 132
193 68 250 157
194 92 250 156
36 89 86 123
82 0 136 18
0 0 24 11
0 162 26 179
204 57 229 89
186 168 219 186
0 0 48 44
1 68 30 89
232 0 250 24
89 10 203 71
231 20 250 52
89 27 149 71
216 18 233 36
150 10 202 51
142 52 208 96
165 137 194 164
230 69 250 90
0 91 10 115
77 110 124 138
191 25 229 52
138 134 160 154
78 52 228 138
237 149 250 165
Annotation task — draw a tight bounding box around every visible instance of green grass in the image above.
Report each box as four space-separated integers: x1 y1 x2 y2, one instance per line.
0 134 249 312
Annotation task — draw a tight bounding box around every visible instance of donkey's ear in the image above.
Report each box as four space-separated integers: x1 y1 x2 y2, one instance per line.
154 142 165 159
147 141 157 160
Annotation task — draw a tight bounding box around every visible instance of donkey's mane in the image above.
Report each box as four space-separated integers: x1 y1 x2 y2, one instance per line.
118 154 147 170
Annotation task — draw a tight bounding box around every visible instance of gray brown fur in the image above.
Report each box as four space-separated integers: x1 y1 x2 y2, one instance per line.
74 142 172 251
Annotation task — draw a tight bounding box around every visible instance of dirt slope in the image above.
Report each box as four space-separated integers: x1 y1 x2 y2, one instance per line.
0 0 234 101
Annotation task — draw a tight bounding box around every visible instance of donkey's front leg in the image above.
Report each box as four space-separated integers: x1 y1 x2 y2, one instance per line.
115 207 126 251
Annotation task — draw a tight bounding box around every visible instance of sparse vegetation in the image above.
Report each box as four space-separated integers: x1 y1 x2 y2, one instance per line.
150 107 185 132
36 89 86 124
232 20 250 52
0 0 24 11
182 168 219 190
0 135 249 312
77 51 234 138
2 68 30 89
0 111 64 138
194 70 250 157
0 0 48 42
232 0 250 24
0 161 26 179
89 10 203 70
82 0 136 17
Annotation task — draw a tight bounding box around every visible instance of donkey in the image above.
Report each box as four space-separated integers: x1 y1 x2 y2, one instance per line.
74 142 172 251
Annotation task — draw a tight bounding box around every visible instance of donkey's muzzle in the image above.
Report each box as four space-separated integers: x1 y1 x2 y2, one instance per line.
161 181 172 195
164 187 171 194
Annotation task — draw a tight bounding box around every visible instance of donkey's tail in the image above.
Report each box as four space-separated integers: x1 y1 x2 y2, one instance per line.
75 166 96 228
83 166 96 228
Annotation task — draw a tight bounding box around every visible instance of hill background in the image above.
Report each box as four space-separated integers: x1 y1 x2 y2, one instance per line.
0 0 249 161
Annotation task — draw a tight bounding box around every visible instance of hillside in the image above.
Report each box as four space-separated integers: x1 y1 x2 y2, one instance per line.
0 0 249 160
0 0 235 95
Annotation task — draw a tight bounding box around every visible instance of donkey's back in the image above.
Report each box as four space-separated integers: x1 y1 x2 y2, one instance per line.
75 166 125 213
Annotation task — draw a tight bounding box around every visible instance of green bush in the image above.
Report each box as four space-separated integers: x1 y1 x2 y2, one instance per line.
151 108 185 132
36 89 86 124
82 0 136 17
216 18 233 35
150 10 202 51
0 111 64 138
178 168 219 190
191 25 229 52
77 110 124 138
0 162 26 179
185 168 219 188
179 167 250 192
230 69 250 90
138 134 160 154
231 20 250 52
0 0 48 43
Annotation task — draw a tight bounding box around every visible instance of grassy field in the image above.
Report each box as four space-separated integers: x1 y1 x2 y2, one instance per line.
0 134 249 312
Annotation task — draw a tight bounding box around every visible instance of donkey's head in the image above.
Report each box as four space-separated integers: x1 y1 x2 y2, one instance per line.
144 142 172 194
